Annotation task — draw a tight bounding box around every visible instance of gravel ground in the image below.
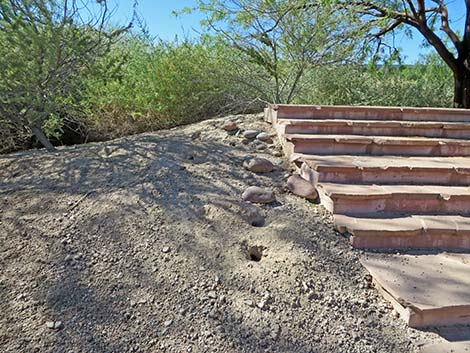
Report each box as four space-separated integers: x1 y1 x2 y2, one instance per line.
1 114 425 352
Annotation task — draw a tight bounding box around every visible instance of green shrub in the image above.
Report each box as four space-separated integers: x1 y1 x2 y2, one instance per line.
0 0 128 152
83 36 262 141
297 55 453 107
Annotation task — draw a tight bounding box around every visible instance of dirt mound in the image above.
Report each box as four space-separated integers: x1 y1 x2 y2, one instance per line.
0 114 420 352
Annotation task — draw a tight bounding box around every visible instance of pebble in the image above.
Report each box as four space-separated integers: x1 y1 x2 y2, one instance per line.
240 203 265 227
162 246 170 253
243 157 274 173
286 175 318 200
256 132 272 143
243 130 259 139
190 131 201 140
164 320 173 327
256 300 267 309
45 321 63 330
222 121 238 132
244 299 255 307
242 186 275 204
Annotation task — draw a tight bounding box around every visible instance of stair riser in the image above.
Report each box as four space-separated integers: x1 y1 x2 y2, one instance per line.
372 278 470 328
326 195 470 215
310 167 470 186
293 140 470 157
349 233 470 251
275 105 470 122
283 124 470 139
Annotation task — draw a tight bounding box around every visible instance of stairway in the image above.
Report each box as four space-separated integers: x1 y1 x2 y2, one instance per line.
266 104 470 350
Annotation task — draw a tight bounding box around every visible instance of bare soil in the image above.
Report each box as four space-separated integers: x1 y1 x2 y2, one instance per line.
1 114 423 352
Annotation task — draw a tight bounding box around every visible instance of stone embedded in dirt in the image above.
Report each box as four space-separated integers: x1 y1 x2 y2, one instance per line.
243 130 259 139
243 157 275 173
239 202 265 227
222 121 238 132
244 299 255 307
256 132 273 144
257 300 267 309
46 321 63 330
190 131 201 140
256 132 270 141
162 246 170 253
164 320 173 327
242 186 275 204
287 175 318 200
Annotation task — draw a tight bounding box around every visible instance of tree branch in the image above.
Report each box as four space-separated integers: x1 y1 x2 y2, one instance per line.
433 0 460 46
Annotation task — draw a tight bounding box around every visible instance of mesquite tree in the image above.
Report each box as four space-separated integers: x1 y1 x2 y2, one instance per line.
344 1 470 108
191 0 365 104
0 0 132 151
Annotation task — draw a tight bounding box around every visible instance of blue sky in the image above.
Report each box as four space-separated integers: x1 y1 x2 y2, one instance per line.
112 0 466 63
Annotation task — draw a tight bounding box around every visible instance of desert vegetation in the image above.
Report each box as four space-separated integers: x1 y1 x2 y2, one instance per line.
0 0 464 153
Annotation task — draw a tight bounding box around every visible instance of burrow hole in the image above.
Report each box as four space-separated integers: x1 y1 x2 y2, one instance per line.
247 246 263 262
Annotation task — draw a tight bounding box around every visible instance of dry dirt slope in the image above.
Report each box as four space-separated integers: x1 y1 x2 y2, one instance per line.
0 114 422 352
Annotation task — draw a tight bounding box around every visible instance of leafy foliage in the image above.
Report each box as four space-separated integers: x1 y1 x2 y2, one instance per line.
0 1 460 153
191 0 368 103
0 0 130 151
300 54 453 107
83 35 262 141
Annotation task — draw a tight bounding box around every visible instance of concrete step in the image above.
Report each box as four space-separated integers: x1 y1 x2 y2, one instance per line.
420 340 470 353
361 253 470 328
334 214 470 250
318 183 470 216
419 326 470 353
278 119 470 139
285 134 470 157
294 155 470 186
269 104 470 122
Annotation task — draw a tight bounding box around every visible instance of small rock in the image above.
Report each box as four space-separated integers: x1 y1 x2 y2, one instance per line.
45 321 63 330
162 246 170 253
244 299 255 307
222 121 238 132
256 300 267 309
190 131 201 140
243 130 259 139
242 186 275 204
239 203 265 227
307 291 318 300
256 132 272 143
208 291 217 299
164 320 173 327
286 175 318 200
208 309 218 319
243 157 274 173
